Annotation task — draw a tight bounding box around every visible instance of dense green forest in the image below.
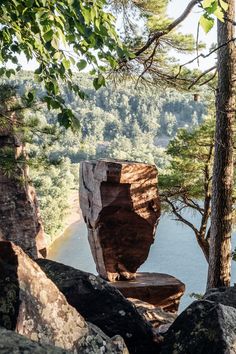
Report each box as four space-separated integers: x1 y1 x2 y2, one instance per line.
3 71 209 242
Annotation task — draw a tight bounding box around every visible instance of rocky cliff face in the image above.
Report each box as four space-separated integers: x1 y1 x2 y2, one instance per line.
79 159 161 281
0 109 46 258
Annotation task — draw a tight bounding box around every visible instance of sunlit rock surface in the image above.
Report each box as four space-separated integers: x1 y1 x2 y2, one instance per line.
79 159 161 281
0 241 128 354
36 258 161 354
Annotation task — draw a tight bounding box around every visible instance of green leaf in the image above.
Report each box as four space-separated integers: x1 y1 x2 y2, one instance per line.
43 29 53 42
199 15 214 33
202 0 215 8
77 59 87 70
62 58 70 70
93 74 105 90
51 35 60 50
220 0 229 11
214 7 224 22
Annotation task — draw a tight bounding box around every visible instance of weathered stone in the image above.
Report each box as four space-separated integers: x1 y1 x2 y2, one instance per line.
79 159 160 281
204 285 236 308
36 258 161 354
111 273 185 312
161 300 236 354
128 298 177 332
0 241 128 354
0 107 46 258
0 326 71 353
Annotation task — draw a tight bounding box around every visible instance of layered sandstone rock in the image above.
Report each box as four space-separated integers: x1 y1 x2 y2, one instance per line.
0 105 46 258
0 241 128 354
79 159 160 281
111 273 185 312
36 258 161 354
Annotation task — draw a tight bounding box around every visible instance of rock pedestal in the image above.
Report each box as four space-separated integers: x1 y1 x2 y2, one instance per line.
79 159 161 281
111 273 185 312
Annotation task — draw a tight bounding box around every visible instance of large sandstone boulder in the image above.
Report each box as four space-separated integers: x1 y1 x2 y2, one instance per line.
79 159 160 281
0 327 71 353
36 258 161 354
0 241 128 354
161 300 236 354
111 273 185 312
0 106 46 258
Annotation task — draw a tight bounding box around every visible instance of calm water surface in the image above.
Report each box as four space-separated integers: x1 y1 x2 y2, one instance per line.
48 212 236 311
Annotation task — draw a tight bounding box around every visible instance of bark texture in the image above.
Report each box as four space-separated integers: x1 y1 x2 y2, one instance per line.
79 159 160 281
207 0 236 288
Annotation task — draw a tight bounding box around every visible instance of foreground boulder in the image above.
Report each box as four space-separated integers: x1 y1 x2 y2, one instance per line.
161 300 236 354
111 272 185 312
79 159 161 281
36 258 161 354
0 241 128 354
204 285 236 308
0 327 70 353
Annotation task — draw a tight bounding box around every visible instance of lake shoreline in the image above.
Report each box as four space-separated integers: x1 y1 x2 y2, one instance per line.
48 190 81 251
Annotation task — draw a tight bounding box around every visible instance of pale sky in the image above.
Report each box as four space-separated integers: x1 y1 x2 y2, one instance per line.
167 0 217 70
15 0 217 72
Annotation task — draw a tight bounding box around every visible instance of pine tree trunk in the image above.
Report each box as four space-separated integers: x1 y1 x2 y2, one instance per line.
207 0 236 289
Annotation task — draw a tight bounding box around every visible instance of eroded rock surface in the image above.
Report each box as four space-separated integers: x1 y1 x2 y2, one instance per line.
161 300 236 354
0 107 46 258
0 327 71 354
0 241 128 354
111 273 185 312
36 258 161 354
79 159 160 281
128 298 177 333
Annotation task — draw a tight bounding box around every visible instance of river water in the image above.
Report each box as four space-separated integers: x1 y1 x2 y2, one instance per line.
48 212 236 312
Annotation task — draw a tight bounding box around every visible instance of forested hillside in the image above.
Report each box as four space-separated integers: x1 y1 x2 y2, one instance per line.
3 71 209 241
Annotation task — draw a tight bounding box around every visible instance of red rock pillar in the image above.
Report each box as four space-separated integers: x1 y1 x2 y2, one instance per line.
0 109 47 258
79 159 161 281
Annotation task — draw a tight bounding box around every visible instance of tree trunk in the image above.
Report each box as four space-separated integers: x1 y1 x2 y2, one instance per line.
207 0 236 289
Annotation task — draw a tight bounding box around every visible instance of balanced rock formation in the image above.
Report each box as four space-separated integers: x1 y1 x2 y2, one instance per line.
0 101 46 258
79 159 160 281
0 327 71 354
0 241 128 354
111 272 185 312
161 300 236 354
36 258 161 354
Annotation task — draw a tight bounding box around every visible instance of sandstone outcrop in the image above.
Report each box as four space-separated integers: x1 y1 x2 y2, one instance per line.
36 258 161 354
0 327 71 354
0 241 128 354
161 300 236 354
128 298 177 333
111 272 185 312
0 105 46 258
79 159 160 281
